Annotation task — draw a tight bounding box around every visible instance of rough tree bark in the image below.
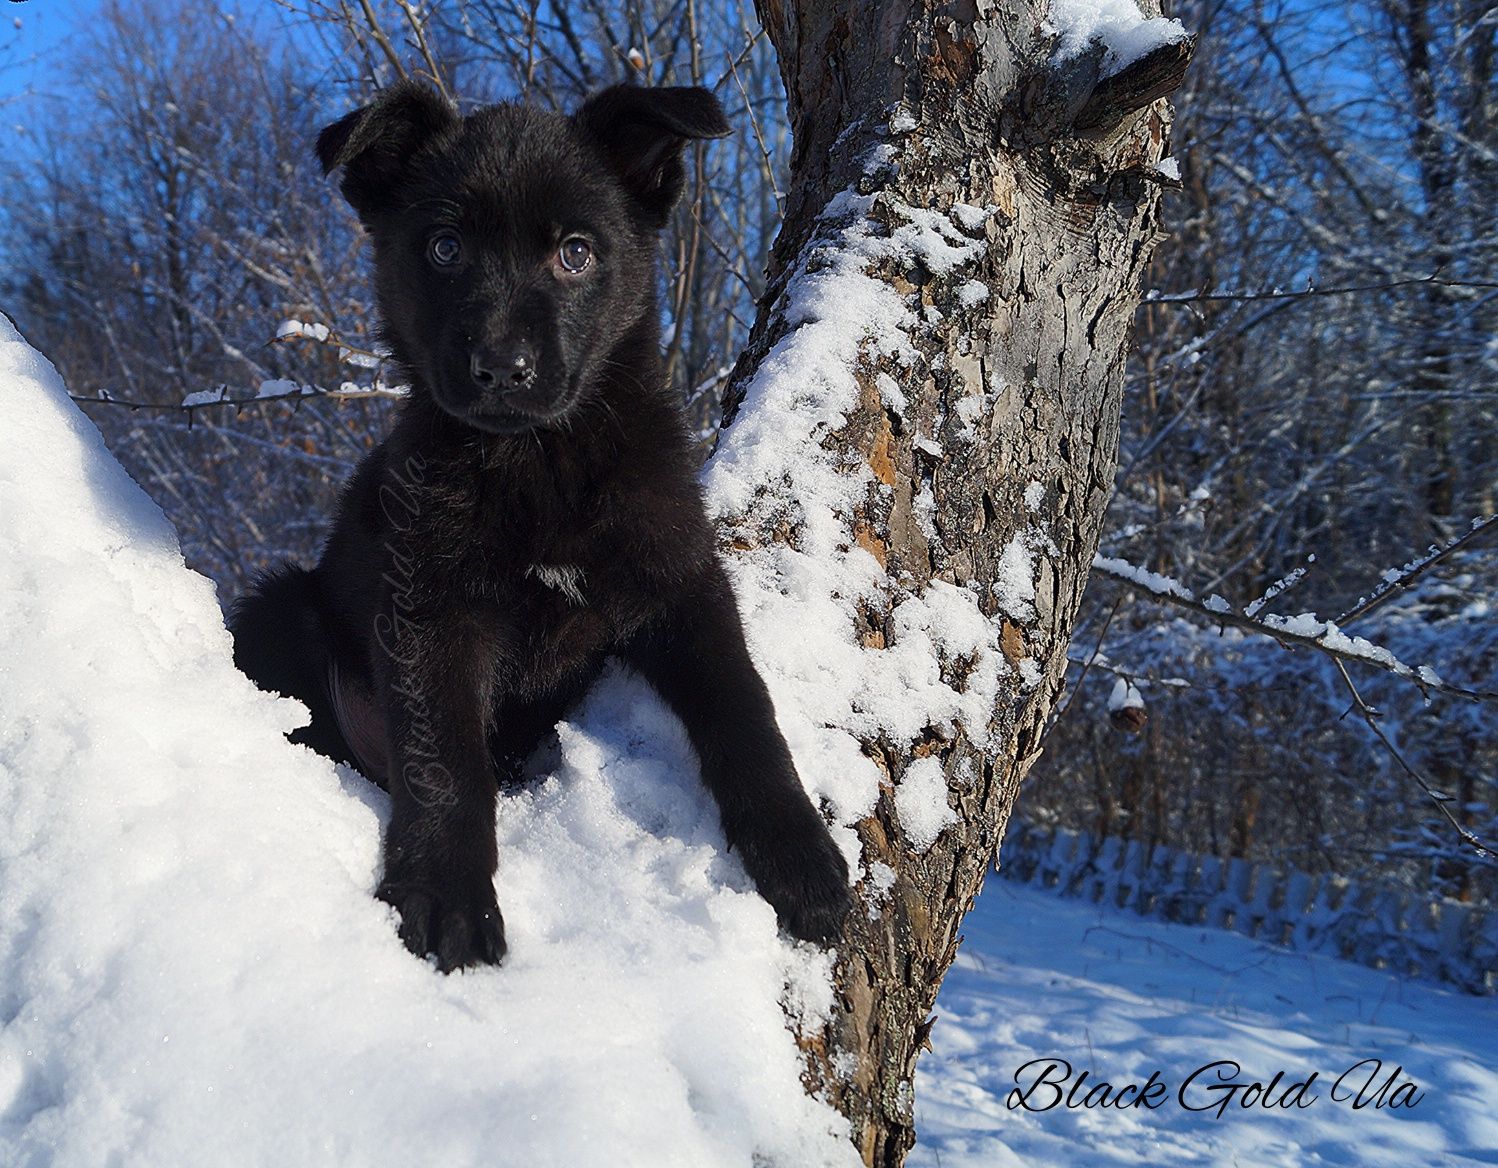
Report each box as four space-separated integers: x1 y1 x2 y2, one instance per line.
712 2 1192 1162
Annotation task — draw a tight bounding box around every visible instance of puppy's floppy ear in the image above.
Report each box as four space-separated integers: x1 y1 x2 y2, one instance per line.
316 80 458 219
574 85 731 229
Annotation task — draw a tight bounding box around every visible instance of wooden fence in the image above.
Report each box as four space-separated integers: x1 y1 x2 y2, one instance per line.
996 820 1497 995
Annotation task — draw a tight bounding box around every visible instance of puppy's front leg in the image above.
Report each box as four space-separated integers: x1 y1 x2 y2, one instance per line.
625 561 852 944
374 610 507 971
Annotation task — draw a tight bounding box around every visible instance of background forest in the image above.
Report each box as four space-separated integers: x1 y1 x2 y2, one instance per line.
2 0 1494 905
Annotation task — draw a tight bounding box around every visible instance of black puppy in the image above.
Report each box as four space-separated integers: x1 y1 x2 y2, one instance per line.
230 80 851 971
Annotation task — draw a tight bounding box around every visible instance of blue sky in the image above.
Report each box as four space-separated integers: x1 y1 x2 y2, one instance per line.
0 0 98 108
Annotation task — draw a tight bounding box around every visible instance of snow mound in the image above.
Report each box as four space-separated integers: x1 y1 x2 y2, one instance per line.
1046 0 1190 75
0 312 858 1167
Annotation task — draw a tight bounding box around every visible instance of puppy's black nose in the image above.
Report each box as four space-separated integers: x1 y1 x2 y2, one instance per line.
470 344 536 394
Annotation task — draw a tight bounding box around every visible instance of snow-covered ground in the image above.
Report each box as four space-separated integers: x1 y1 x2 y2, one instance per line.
910 880 1498 1167
4 306 1493 1168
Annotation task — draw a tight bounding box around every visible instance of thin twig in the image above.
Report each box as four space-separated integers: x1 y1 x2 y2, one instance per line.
1332 659 1495 861
354 0 410 82
1047 596 1123 732
70 385 404 413
1337 514 1498 627
726 41 783 213
395 0 452 100
1145 273 1498 306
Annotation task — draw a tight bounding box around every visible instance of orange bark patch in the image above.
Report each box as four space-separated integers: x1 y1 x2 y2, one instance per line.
868 415 897 486
1000 619 1028 667
853 520 888 569
929 24 977 86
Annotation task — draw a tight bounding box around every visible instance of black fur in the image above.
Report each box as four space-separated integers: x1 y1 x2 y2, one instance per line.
231 81 851 971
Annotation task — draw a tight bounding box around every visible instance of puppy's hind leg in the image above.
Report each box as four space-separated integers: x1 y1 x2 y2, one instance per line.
230 564 358 769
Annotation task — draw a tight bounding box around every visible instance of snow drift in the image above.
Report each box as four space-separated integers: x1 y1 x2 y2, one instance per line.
0 313 860 1166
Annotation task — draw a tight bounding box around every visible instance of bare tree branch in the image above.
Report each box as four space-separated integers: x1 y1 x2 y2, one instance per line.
1091 554 1498 704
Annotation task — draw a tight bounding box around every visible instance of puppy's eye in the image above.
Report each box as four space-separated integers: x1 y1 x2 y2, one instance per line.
557 237 593 274
428 232 462 267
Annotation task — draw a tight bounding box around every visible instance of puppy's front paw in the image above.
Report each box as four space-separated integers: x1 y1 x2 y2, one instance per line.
737 818 852 946
376 881 507 972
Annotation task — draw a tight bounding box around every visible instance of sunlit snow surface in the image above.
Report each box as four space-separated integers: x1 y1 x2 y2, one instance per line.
0 314 859 1167
910 881 1498 1167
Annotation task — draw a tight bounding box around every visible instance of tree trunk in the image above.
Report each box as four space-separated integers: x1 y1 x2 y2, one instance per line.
713 2 1190 1162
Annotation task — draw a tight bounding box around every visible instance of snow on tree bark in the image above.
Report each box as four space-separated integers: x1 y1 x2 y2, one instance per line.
709 1 1191 1162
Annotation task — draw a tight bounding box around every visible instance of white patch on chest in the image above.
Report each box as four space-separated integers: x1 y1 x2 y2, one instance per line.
526 563 587 606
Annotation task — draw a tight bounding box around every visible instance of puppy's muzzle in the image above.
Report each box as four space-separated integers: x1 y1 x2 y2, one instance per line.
470 343 537 396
